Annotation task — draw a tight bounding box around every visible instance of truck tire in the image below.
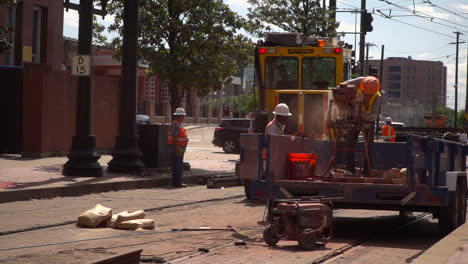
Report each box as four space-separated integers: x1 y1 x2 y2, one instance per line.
439 182 462 236
457 180 467 225
222 137 239 153
244 180 252 200
298 229 317 250
263 226 280 246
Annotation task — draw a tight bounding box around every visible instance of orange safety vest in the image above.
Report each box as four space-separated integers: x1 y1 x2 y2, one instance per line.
381 125 396 142
168 121 189 146
357 89 381 114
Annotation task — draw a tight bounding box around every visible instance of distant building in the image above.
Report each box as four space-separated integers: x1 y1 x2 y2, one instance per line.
242 66 254 94
369 57 447 126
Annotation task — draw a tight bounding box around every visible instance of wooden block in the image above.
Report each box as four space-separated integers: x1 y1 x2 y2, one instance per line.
391 178 402 184
370 171 385 178
343 177 364 183
383 171 401 179
372 178 392 184
363 178 374 183
331 172 345 178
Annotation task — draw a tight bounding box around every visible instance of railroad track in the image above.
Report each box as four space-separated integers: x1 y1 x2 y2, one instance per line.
308 212 433 264
0 194 245 236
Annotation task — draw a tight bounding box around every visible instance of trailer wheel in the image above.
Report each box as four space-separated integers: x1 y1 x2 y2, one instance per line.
263 226 280 246
439 183 462 236
457 180 467 225
244 180 252 200
298 229 317 250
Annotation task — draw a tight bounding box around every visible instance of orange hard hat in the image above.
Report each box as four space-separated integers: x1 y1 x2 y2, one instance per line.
360 76 380 94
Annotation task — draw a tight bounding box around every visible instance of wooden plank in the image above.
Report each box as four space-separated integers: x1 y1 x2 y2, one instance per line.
92 249 142 264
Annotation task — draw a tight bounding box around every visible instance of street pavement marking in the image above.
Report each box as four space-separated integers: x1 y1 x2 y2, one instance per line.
187 147 222 152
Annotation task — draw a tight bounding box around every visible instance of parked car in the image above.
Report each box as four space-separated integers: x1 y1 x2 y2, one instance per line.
212 118 252 153
136 114 151 134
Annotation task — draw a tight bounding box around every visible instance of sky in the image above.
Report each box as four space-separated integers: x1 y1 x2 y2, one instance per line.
63 0 468 110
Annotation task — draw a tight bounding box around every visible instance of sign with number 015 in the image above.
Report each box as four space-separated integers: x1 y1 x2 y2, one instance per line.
72 55 91 76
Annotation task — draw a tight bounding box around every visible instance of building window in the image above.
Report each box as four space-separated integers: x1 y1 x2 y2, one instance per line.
388 82 401 90
388 66 401 72
389 74 401 81
31 6 47 63
144 76 156 101
32 7 42 63
161 80 170 103
388 90 401 97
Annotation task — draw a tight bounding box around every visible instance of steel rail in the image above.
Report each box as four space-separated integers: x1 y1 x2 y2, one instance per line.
0 194 244 236
308 212 433 264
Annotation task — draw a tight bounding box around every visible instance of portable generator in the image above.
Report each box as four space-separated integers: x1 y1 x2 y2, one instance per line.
263 197 337 250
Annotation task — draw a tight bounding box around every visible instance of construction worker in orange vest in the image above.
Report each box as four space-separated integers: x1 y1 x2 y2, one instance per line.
381 117 396 142
168 107 189 187
265 103 292 135
343 76 382 176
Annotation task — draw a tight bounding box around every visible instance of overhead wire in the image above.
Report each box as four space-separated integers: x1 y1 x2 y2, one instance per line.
425 0 468 22
374 13 459 39
371 0 415 9
377 0 468 33
385 43 450 54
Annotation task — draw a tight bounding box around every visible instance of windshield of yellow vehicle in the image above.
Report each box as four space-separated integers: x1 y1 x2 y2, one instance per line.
264 57 298 89
302 57 336 90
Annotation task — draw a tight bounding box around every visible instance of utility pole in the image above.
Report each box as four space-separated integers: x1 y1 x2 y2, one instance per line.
454 31 461 128
329 0 337 23
63 0 103 177
375 44 384 136
359 0 366 76
365 42 376 75
108 0 145 173
365 42 369 75
465 42 468 129
432 92 436 127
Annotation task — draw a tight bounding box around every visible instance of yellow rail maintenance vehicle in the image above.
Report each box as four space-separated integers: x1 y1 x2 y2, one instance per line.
254 32 353 137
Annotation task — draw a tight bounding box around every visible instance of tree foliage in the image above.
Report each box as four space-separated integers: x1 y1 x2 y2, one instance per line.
0 0 16 54
106 0 253 112
92 16 109 47
246 0 339 37
436 107 465 128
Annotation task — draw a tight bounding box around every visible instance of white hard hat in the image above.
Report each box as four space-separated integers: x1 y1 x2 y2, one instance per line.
273 103 292 116
173 107 186 116
385 117 392 122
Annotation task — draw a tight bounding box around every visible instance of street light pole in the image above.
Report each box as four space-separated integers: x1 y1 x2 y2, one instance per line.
108 0 145 173
63 0 102 177
454 31 461 128
359 0 366 76
465 43 468 129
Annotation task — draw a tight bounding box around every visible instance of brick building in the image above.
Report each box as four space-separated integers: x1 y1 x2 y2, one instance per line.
369 57 447 126
0 1 121 156
0 1 228 156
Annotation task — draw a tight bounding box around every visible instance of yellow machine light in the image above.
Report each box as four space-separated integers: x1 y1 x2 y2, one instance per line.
318 39 325 47
267 48 277 54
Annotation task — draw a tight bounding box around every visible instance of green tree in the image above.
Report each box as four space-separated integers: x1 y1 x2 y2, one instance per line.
0 0 16 54
435 107 465 128
246 0 339 37
106 0 253 112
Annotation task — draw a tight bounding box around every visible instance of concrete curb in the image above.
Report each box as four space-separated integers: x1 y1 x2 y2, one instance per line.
0 172 235 204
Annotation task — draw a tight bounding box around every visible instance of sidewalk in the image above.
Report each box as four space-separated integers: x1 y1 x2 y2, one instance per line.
0 155 235 204
413 222 468 264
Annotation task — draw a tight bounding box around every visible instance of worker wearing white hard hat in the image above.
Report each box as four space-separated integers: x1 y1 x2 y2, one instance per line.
265 103 292 136
168 107 189 187
381 116 396 142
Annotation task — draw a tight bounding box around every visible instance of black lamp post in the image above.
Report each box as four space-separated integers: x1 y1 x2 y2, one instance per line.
63 0 103 177
107 0 145 173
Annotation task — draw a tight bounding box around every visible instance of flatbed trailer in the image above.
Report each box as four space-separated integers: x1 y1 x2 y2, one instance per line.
239 134 468 234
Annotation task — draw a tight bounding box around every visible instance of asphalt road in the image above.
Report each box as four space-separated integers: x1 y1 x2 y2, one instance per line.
0 125 453 263
0 185 443 264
